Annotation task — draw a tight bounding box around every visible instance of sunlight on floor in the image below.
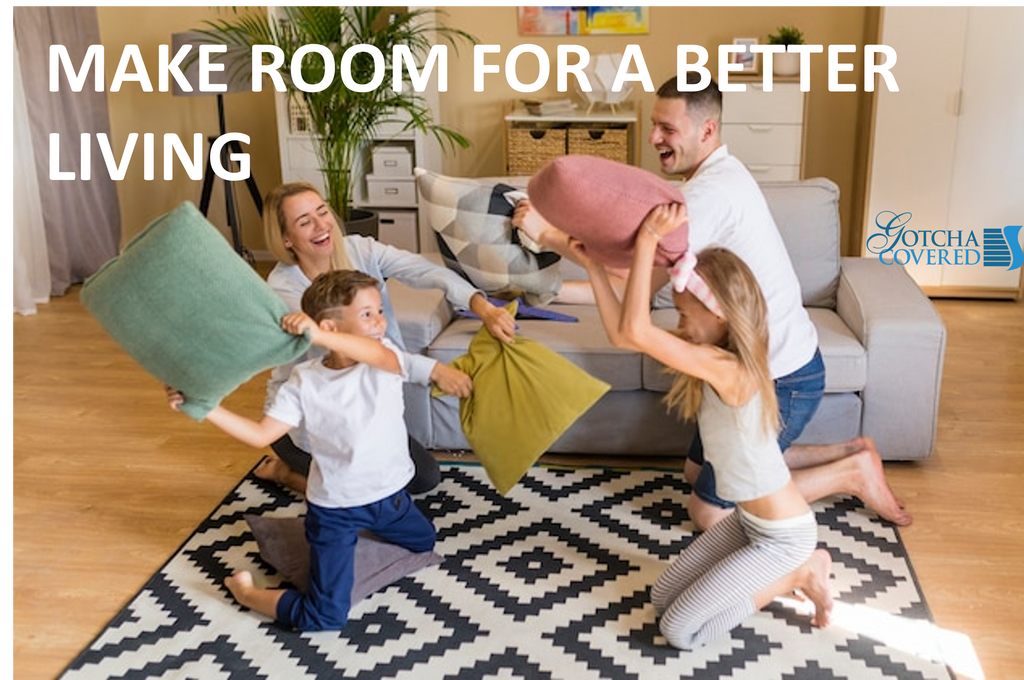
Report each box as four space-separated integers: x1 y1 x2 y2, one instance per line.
781 598 985 680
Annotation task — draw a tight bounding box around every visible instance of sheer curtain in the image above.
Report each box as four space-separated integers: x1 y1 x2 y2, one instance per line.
13 37 50 315
13 6 121 313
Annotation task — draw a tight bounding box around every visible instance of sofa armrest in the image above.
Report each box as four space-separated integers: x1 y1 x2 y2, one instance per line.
386 278 454 355
836 257 946 459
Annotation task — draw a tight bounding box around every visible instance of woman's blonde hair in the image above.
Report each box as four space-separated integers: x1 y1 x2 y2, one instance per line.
663 247 779 436
262 182 353 270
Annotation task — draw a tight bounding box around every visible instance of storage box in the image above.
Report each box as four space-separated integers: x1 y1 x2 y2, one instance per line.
371 145 413 177
567 126 629 163
377 210 419 252
365 175 416 206
506 126 567 175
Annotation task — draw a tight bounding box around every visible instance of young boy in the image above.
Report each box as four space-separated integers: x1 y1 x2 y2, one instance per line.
166 270 438 632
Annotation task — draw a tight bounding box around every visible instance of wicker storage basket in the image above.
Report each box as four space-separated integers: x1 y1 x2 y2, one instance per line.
507 126 567 175
567 126 629 164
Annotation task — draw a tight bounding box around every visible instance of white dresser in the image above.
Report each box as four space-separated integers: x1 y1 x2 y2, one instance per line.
721 81 805 182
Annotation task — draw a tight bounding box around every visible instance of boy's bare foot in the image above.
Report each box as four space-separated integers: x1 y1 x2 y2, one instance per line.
225 570 285 620
796 549 834 627
225 571 255 601
253 455 307 494
849 441 913 526
254 455 287 482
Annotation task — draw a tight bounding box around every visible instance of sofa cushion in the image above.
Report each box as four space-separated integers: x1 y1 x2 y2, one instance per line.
415 168 562 305
641 308 866 394
527 155 688 269
806 308 867 392
428 304 643 391
761 179 841 309
385 278 453 355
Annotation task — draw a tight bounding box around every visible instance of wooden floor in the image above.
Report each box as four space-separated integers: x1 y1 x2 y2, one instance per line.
13 289 1024 680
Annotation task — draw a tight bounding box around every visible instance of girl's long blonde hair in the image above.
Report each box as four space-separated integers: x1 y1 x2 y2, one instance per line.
262 182 353 271
663 247 779 436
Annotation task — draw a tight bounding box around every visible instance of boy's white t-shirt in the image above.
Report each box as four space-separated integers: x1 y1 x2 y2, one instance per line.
265 338 415 508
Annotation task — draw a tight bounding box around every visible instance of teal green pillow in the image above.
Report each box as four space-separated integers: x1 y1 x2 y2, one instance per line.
80 201 310 420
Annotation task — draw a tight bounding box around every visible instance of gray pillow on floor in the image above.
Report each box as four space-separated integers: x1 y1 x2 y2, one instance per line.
244 514 443 598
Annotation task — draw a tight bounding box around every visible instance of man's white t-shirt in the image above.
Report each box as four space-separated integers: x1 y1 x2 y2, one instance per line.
683 145 819 378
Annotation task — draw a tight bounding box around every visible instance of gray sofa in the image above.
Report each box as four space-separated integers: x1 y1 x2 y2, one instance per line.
388 177 947 461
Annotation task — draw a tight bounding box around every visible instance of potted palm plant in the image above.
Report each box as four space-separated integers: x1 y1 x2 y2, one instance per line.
198 6 473 226
767 25 804 77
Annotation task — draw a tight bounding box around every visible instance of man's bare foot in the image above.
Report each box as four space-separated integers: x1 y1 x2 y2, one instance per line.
849 441 913 526
253 455 308 494
796 549 834 627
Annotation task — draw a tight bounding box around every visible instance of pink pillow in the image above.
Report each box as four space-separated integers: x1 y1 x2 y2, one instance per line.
527 155 688 269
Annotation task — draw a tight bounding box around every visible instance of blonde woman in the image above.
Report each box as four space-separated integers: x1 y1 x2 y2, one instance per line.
260 182 517 493
572 203 833 649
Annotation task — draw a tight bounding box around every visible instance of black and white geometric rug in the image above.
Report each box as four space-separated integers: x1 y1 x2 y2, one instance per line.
61 464 956 680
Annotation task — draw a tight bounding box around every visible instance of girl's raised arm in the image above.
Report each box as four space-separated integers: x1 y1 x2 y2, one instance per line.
618 205 736 388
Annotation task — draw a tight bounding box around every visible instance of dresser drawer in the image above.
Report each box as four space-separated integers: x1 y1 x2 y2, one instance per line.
721 123 803 166
745 164 801 182
722 83 804 124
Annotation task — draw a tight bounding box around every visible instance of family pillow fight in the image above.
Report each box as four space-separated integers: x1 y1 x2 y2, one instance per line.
81 75 916 651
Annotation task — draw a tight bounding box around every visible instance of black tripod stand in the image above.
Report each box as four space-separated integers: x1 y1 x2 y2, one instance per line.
199 93 262 267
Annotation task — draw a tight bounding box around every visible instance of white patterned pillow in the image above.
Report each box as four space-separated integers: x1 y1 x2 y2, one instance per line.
415 169 562 305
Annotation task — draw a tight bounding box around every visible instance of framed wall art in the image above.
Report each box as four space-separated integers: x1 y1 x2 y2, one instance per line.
517 7 649 36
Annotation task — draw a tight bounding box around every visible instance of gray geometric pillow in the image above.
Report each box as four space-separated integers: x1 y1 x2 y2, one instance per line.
415 169 562 305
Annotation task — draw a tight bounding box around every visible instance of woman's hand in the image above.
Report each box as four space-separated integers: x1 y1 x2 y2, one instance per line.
511 198 532 229
165 385 184 412
640 202 689 242
281 312 319 339
431 362 473 398
472 295 517 344
512 198 561 253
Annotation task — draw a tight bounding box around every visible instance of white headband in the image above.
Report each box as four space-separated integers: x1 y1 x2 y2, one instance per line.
669 251 724 318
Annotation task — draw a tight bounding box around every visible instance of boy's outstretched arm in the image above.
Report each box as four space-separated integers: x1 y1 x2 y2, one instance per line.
166 386 291 448
281 312 402 375
429 360 472 398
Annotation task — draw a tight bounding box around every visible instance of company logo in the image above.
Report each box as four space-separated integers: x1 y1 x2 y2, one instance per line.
867 212 1023 271
983 226 1024 270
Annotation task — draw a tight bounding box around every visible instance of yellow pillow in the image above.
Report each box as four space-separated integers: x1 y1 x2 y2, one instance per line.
434 302 610 495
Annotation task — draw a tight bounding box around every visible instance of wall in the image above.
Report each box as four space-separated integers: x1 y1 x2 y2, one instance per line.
437 6 876 254
97 6 876 255
96 7 281 250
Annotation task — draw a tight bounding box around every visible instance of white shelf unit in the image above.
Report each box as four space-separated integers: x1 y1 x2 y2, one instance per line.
721 81 806 182
272 8 445 254
353 109 443 254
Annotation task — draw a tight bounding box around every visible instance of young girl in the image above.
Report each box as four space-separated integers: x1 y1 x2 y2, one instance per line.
572 203 833 650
